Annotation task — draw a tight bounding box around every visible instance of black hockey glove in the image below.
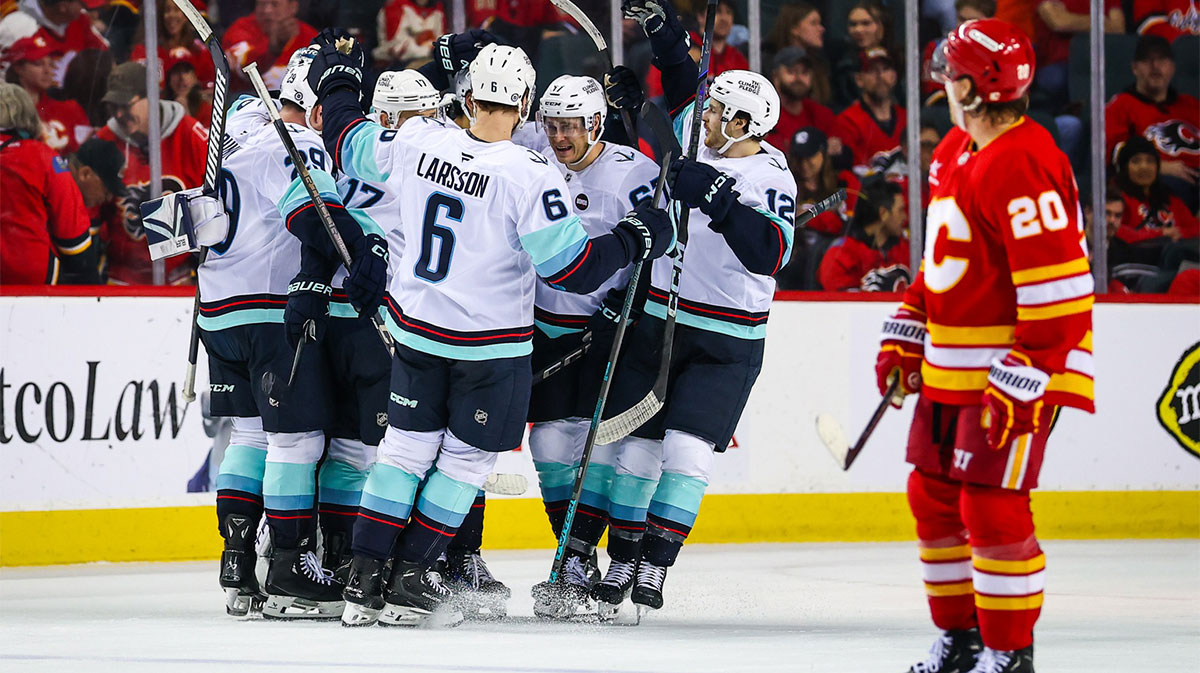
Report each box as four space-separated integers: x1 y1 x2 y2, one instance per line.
622 0 690 64
614 205 673 262
668 158 738 223
603 65 644 113
311 27 353 49
306 40 365 101
285 271 333 349
344 233 388 318
433 29 499 83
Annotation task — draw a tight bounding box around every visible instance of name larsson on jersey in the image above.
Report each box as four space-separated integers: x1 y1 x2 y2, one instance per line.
416 153 492 198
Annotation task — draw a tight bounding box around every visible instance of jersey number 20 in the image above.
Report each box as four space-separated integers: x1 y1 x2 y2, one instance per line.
416 192 462 283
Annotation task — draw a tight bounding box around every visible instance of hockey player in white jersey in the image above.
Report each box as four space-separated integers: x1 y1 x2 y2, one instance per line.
590 0 799 618
517 74 662 619
197 47 388 620
305 34 673 626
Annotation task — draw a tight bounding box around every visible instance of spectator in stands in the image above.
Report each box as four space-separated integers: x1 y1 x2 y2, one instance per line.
59 46 111 126
818 177 911 292
763 47 838 156
0 81 98 284
130 0 217 92
475 1 571 62
95 61 208 285
68 136 125 210
790 126 858 236
374 0 444 67
163 60 211 122
5 34 91 154
833 0 895 108
995 0 1039 39
919 121 941 208
0 0 109 88
1033 0 1124 97
1113 136 1199 259
835 47 906 176
224 0 317 89
1132 0 1200 42
764 2 831 104
1106 34 1199 209
692 0 747 77
921 0 998 106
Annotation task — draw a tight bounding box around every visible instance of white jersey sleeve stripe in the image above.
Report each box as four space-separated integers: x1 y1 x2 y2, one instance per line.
520 214 589 277
276 171 340 218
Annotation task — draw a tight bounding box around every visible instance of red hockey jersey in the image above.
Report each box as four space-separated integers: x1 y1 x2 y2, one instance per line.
95 107 207 285
818 235 910 291
37 92 91 155
130 41 217 90
835 101 907 173
1106 88 1200 169
901 118 1094 412
0 132 92 284
224 15 317 89
1134 0 1200 41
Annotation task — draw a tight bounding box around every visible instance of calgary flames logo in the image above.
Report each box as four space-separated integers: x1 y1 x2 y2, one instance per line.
1144 120 1199 157
121 177 186 240
1158 341 1200 459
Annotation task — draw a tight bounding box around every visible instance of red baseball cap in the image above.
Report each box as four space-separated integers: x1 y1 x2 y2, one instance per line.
7 35 58 63
858 47 895 72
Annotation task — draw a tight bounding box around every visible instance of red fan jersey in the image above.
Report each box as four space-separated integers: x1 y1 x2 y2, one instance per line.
902 118 1094 412
0 132 92 284
763 99 838 157
95 111 208 285
37 92 91 154
818 234 911 291
32 15 108 86
1106 88 1200 169
835 101 907 173
224 15 317 89
1117 191 1200 242
1134 0 1200 41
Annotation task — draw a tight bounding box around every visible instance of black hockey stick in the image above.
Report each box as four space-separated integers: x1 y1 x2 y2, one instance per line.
243 62 395 357
174 0 229 404
547 148 674 587
816 378 899 470
260 318 316 404
548 0 639 144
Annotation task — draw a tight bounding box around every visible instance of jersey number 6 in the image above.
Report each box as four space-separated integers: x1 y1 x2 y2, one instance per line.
416 192 463 283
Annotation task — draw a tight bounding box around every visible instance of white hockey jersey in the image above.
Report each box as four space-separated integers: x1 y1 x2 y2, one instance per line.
196 110 344 332
512 137 659 339
644 103 798 340
336 116 597 360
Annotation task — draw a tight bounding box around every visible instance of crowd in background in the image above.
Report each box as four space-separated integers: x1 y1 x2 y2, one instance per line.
0 0 1196 294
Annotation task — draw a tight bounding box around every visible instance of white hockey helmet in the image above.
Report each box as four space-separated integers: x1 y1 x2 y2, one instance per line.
371 69 440 127
467 43 535 128
708 69 780 154
537 75 607 168
281 46 319 128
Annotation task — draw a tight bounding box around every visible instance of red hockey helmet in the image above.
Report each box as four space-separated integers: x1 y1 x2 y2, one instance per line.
931 19 1035 109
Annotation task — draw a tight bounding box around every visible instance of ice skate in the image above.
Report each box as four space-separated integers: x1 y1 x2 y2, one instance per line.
630 560 667 617
340 555 386 627
379 560 464 628
445 549 510 619
591 558 637 622
218 514 265 617
532 553 594 620
967 646 1033 673
907 628 983 673
321 530 352 584
262 547 345 620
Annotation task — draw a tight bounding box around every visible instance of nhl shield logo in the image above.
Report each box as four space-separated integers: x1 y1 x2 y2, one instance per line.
575 193 589 211
377 412 388 427
474 409 489 425
1158 341 1200 459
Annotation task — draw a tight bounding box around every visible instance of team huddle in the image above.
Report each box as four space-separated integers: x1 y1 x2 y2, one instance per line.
148 1 1090 671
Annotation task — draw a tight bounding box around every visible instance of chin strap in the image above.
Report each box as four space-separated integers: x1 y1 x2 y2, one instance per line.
715 119 751 155
566 132 603 169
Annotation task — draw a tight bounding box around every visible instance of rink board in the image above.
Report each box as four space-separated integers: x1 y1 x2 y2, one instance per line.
0 291 1197 566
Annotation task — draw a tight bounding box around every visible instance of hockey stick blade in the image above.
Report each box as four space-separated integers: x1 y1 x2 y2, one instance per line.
595 388 662 445
482 473 528 496
548 0 607 52
816 378 899 471
171 0 212 41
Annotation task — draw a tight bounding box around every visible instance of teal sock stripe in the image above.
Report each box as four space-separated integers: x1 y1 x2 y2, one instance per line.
415 470 480 528
580 463 615 511
534 460 576 503
607 472 659 522
318 459 370 507
216 444 266 495
647 472 708 528
360 463 420 520
263 461 316 511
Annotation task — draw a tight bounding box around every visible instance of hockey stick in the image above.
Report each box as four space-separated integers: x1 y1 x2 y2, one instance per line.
243 63 396 357
547 148 674 586
816 378 899 471
174 0 230 404
548 0 639 146
591 1 717 446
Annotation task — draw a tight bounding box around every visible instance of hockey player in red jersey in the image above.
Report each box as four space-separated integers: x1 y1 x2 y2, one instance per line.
876 19 1094 673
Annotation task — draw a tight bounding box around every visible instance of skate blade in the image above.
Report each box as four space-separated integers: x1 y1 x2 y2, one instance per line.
224 588 265 618
533 595 590 621
262 595 344 620
379 602 464 629
341 602 382 627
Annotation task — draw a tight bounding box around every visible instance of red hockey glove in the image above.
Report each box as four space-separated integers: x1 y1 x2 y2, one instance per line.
980 353 1050 450
875 307 926 408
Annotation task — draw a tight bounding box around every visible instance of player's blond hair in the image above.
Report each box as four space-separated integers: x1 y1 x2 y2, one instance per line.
0 82 41 138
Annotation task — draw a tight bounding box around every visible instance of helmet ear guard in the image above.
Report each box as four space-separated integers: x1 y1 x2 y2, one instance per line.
707 70 780 154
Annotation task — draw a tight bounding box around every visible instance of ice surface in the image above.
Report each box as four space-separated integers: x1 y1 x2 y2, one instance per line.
1 541 1197 672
